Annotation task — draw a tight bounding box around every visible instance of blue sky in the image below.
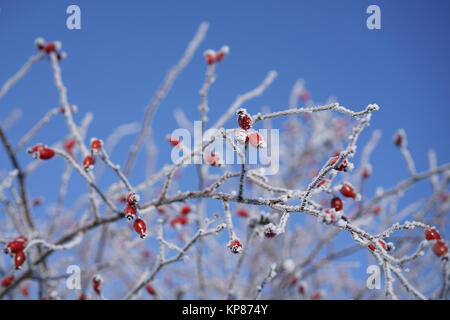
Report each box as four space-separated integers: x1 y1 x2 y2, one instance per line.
0 0 449 298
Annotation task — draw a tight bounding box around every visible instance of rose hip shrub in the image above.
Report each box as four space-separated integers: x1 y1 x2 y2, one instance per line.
0 23 449 300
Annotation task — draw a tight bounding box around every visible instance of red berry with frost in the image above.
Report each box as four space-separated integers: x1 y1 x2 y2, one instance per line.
204 50 215 65
298 283 306 295
205 152 220 166
145 284 156 296
170 215 188 228
264 223 278 238
90 138 103 153
4 236 27 255
1 275 14 287
214 45 229 63
236 208 249 218
432 241 448 258
64 139 76 152
180 205 191 215
237 108 252 130
229 239 243 254
248 132 265 149
134 218 147 239
15 250 26 269
92 275 102 295
83 155 95 171
124 205 137 221
127 192 140 206
330 156 353 172
35 37 45 51
393 129 407 147
424 228 441 241
331 197 343 211
157 206 166 214
340 183 357 199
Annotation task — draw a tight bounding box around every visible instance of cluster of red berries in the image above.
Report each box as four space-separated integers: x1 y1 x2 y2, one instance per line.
82 138 104 172
3 236 28 269
330 155 353 172
204 46 230 65
367 239 394 252
424 228 448 258
205 152 221 167
35 37 66 61
123 192 147 239
235 108 266 148
27 144 55 160
170 205 191 229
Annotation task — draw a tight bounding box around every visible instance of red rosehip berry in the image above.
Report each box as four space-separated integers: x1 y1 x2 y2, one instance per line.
180 205 191 215
170 215 188 228
432 241 448 258
14 250 26 269
229 239 243 254
393 129 406 147
362 167 371 179
331 197 343 211
236 208 249 218
27 144 54 160
83 155 95 171
368 240 387 251
4 236 28 255
330 155 353 172
372 205 382 215
92 275 102 295
204 49 216 65
167 136 180 147
214 45 229 63
237 108 252 130
248 132 265 149
340 183 357 199
299 89 310 102
145 284 156 296
32 197 43 207
35 37 45 51
64 139 76 152
90 138 103 153
134 218 147 239
1 275 14 287
124 205 137 221
298 283 306 295
205 152 220 166
44 43 56 53
126 192 140 206
424 228 441 241
264 223 278 238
